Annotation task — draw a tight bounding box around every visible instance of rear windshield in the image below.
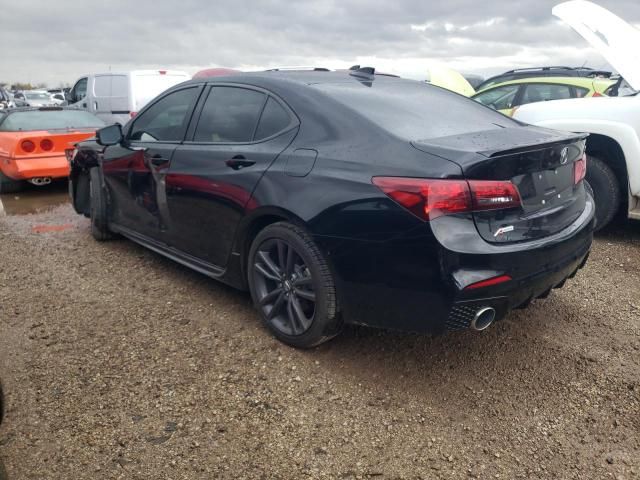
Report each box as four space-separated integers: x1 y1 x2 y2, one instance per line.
314 80 516 140
0 110 105 131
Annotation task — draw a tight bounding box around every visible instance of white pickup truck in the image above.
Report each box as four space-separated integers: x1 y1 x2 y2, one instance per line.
514 1 640 229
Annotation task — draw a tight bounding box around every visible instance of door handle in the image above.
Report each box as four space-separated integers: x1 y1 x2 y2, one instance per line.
225 155 255 170
145 154 168 167
82 103 87 108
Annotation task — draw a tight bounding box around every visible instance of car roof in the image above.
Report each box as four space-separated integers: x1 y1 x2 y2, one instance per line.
177 69 410 90
474 76 615 93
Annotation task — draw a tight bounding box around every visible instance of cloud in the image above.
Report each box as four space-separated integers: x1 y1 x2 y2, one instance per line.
1 0 639 86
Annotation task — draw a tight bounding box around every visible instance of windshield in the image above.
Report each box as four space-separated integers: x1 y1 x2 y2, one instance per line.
0 110 105 131
24 92 51 100
314 80 516 140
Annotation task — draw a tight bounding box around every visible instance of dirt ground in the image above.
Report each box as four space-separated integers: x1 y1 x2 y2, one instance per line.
0 185 639 479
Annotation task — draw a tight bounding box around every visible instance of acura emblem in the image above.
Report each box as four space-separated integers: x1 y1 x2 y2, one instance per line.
560 147 569 165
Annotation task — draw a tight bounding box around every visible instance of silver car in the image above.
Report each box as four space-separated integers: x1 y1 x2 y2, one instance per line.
20 90 56 107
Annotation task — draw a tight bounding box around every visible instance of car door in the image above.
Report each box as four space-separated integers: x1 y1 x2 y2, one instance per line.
102 85 202 242
165 85 299 268
67 77 89 110
92 75 113 122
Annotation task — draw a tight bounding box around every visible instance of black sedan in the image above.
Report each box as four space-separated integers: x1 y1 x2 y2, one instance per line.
68 68 594 347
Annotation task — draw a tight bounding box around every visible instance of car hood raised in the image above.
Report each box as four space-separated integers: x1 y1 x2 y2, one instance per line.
553 0 640 90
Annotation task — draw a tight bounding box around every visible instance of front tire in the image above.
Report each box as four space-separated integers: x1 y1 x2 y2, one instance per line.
0 170 23 193
89 167 115 241
585 155 620 231
248 222 342 348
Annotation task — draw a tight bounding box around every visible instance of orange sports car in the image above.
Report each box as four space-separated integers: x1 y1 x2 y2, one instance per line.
0 107 104 193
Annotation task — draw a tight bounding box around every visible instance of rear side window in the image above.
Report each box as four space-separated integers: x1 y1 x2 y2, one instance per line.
194 87 266 143
575 86 589 98
129 87 198 142
254 97 292 140
521 84 572 104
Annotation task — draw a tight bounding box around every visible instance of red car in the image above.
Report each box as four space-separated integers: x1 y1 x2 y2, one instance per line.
0 107 104 193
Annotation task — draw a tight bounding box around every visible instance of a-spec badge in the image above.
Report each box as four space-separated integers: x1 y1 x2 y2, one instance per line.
494 225 515 237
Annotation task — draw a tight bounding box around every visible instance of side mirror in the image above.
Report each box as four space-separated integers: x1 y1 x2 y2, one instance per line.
96 124 123 146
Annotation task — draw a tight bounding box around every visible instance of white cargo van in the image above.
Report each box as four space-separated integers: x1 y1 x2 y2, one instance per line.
66 70 191 125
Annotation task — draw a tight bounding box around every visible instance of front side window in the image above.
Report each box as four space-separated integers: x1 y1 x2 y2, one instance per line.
73 78 88 101
194 87 266 143
473 84 521 110
521 83 572 104
129 87 198 142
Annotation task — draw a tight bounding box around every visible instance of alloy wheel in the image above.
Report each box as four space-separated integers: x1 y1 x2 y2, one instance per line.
252 238 317 336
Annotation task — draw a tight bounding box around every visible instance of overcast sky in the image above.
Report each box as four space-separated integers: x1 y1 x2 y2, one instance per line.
1 0 639 87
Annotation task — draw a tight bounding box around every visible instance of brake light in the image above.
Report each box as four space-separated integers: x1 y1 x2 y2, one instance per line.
40 138 54 151
592 92 603 97
574 153 587 184
65 148 76 163
469 180 521 211
372 177 521 221
21 140 36 153
159 70 167 75
464 274 512 290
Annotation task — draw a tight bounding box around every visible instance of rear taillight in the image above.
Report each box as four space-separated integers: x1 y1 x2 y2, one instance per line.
592 92 603 97
469 180 521 211
65 148 76 164
372 177 522 221
574 153 587 184
40 138 54 151
21 140 36 153
130 111 137 118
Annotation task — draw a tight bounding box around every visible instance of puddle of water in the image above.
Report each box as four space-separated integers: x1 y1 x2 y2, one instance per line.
0 180 69 217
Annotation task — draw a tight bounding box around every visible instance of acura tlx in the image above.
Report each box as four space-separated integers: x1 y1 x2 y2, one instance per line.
68 68 594 347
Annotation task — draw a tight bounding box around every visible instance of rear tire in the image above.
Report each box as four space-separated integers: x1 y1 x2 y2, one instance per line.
248 222 342 348
0 170 23 193
89 167 115 241
585 155 620 231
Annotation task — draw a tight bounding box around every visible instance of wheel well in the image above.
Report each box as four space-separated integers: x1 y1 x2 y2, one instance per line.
585 134 628 195
239 214 289 281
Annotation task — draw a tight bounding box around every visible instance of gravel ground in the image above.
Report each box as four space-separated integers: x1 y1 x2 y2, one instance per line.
0 199 639 479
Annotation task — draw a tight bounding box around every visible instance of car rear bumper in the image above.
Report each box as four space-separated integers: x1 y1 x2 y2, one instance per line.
315 193 595 334
1 154 69 180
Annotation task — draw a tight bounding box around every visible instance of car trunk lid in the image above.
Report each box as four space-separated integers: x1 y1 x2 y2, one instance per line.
412 127 588 243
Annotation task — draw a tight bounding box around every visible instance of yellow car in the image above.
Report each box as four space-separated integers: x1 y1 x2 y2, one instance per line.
472 77 615 116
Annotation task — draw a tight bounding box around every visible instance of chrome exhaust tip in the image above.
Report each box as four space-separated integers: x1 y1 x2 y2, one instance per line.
470 307 496 331
28 177 52 186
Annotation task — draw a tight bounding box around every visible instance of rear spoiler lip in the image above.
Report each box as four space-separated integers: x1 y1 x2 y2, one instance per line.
412 131 589 159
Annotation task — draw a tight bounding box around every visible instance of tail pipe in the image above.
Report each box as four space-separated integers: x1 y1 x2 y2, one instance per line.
28 177 52 186
470 307 496 331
